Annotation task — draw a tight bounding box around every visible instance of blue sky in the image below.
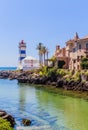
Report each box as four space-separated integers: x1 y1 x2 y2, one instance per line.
0 0 88 66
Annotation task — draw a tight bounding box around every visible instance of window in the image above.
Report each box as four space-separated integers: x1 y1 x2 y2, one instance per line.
79 44 81 49
77 56 79 62
81 56 83 59
86 43 88 49
73 60 76 63
73 48 76 52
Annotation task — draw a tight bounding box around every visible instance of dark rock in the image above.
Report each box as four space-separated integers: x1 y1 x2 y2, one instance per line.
50 76 57 82
56 79 64 88
51 82 56 86
39 76 49 84
0 110 6 117
31 77 40 84
22 118 31 126
0 71 10 78
46 80 51 85
0 110 15 127
80 82 88 91
17 77 28 83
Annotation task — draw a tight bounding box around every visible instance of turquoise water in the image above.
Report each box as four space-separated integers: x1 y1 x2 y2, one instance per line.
0 79 88 130
0 67 17 71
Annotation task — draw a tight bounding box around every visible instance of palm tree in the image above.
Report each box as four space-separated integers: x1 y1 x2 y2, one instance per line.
46 48 49 66
41 46 47 65
50 55 57 67
36 43 43 65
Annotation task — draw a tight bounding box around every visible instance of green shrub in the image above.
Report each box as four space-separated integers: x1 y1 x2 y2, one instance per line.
80 70 88 76
39 66 48 76
56 69 68 77
0 118 13 130
66 77 71 81
72 71 81 81
47 67 57 77
80 57 88 69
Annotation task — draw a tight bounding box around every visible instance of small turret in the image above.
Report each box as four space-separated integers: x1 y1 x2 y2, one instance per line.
56 45 60 51
74 32 79 41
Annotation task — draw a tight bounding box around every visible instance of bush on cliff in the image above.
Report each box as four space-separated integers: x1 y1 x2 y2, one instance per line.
39 66 57 77
47 67 57 77
72 71 81 81
80 57 88 69
39 66 48 76
56 69 68 77
39 67 72 79
0 118 13 130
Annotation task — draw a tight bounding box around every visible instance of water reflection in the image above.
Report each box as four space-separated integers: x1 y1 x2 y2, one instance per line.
35 88 88 130
0 80 88 130
35 89 68 129
18 83 26 111
63 98 88 130
17 83 88 130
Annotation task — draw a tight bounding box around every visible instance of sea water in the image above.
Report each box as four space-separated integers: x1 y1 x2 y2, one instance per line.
0 67 17 71
0 68 88 130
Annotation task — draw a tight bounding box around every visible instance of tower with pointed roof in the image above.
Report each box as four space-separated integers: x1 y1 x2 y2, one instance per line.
19 40 26 64
74 32 79 41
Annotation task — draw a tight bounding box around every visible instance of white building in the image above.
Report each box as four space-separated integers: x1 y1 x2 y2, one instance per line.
22 56 40 70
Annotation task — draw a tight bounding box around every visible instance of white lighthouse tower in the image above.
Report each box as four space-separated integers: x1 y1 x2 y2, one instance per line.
18 40 26 69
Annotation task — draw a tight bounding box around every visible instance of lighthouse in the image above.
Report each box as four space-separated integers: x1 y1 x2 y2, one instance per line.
19 40 26 65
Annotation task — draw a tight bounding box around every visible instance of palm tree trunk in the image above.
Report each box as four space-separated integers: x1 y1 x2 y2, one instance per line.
44 53 45 65
39 52 41 65
46 51 48 66
41 53 43 65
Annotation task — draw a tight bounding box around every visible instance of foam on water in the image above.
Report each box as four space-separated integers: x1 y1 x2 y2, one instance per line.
16 125 53 130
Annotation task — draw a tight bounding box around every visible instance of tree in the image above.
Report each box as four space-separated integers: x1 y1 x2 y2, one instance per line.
41 46 47 65
50 56 57 67
37 43 49 66
46 48 49 66
36 43 43 65
80 57 88 69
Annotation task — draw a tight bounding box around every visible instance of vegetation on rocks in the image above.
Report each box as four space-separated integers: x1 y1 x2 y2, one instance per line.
80 57 88 69
1 66 88 92
0 118 13 130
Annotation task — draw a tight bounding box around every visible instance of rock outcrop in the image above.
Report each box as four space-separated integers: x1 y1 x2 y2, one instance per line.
0 110 15 127
22 118 31 126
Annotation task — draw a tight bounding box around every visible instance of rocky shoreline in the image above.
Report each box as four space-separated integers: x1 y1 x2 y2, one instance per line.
0 110 15 127
0 70 88 92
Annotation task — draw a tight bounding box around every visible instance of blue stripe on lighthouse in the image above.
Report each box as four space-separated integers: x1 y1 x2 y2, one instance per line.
20 50 26 54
